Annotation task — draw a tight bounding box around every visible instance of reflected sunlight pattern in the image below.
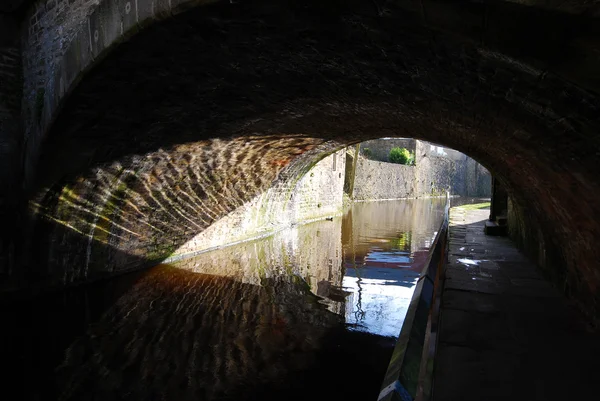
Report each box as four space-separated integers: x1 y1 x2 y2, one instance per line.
169 198 446 338
30 135 343 284
56 266 343 401
10 198 449 401
341 199 446 336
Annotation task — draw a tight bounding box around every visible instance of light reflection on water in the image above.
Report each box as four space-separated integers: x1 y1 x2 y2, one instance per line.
168 198 447 338
338 199 445 337
1 197 467 401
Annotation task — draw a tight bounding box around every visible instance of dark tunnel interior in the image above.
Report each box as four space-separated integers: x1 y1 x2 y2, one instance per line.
1 1 600 400
21 0 599 321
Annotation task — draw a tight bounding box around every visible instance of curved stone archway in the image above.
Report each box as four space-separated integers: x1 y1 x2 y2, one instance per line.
19 0 600 179
17 0 600 320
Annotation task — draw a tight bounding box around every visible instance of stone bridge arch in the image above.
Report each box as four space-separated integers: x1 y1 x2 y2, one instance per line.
9 0 600 319
19 0 600 172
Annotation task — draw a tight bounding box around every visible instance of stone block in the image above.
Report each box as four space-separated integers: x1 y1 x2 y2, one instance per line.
62 32 87 90
85 0 139 60
95 0 124 50
484 220 507 236
136 0 172 26
88 10 106 58
121 0 139 35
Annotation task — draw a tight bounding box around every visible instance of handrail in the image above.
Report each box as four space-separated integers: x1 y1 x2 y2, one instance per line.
377 193 450 401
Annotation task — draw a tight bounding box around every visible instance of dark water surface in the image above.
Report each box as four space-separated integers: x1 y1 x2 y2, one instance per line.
1 198 479 401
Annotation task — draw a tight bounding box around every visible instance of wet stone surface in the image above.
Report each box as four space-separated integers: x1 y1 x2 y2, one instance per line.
433 208 600 401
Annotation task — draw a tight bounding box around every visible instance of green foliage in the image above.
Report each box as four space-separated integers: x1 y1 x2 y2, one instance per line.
454 202 491 211
394 232 411 250
389 147 414 165
362 147 372 159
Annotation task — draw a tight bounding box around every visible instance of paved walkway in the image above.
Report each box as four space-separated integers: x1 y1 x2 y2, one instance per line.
433 208 599 401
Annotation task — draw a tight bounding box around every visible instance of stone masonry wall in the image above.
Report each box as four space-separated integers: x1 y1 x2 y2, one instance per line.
21 0 100 187
352 140 491 201
352 157 416 201
10 0 600 319
415 141 491 198
22 0 99 109
419 141 466 162
415 140 462 197
465 157 492 197
291 149 346 222
360 138 415 162
171 150 346 259
0 14 23 280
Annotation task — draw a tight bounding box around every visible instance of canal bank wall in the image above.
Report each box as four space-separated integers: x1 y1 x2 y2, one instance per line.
350 140 491 201
351 157 416 200
172 140 475 262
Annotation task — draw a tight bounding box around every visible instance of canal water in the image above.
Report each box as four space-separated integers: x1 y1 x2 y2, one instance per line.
2 198 483 401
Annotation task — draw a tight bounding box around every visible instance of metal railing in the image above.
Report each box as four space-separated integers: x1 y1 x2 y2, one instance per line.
377 194 450 401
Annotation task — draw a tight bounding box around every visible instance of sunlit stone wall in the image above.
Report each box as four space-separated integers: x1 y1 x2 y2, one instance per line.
171 149 346 260
29 136 343 286
414 141 491 198
352 157 415 201
352 140 491 200
414 141 458 197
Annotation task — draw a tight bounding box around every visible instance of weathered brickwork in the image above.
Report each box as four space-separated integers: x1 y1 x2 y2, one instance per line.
351 140 491 201
22 0 98 105
172 150 346 259
352 158 415 201
0 48 22 180
0 14 23 280
16 0 600 191
414 141 492 198
291 149 347 222
3 0 599 322
465 157 491 197
20 0 99 186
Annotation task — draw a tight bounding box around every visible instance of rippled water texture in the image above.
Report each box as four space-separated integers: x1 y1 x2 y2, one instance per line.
1 198 480 401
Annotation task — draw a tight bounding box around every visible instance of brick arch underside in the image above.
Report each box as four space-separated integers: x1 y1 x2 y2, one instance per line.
29 0 600 318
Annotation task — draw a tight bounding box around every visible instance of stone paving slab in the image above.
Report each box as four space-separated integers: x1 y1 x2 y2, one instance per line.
433 208 600 401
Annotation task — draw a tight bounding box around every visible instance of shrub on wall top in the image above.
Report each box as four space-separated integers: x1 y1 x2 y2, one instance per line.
389 147 414 165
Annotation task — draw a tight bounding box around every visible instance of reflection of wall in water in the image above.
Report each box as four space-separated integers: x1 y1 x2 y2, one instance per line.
342 198 446 258
171 218 345 314
56 267 342 401
406 197 447 251
291 219 344 315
